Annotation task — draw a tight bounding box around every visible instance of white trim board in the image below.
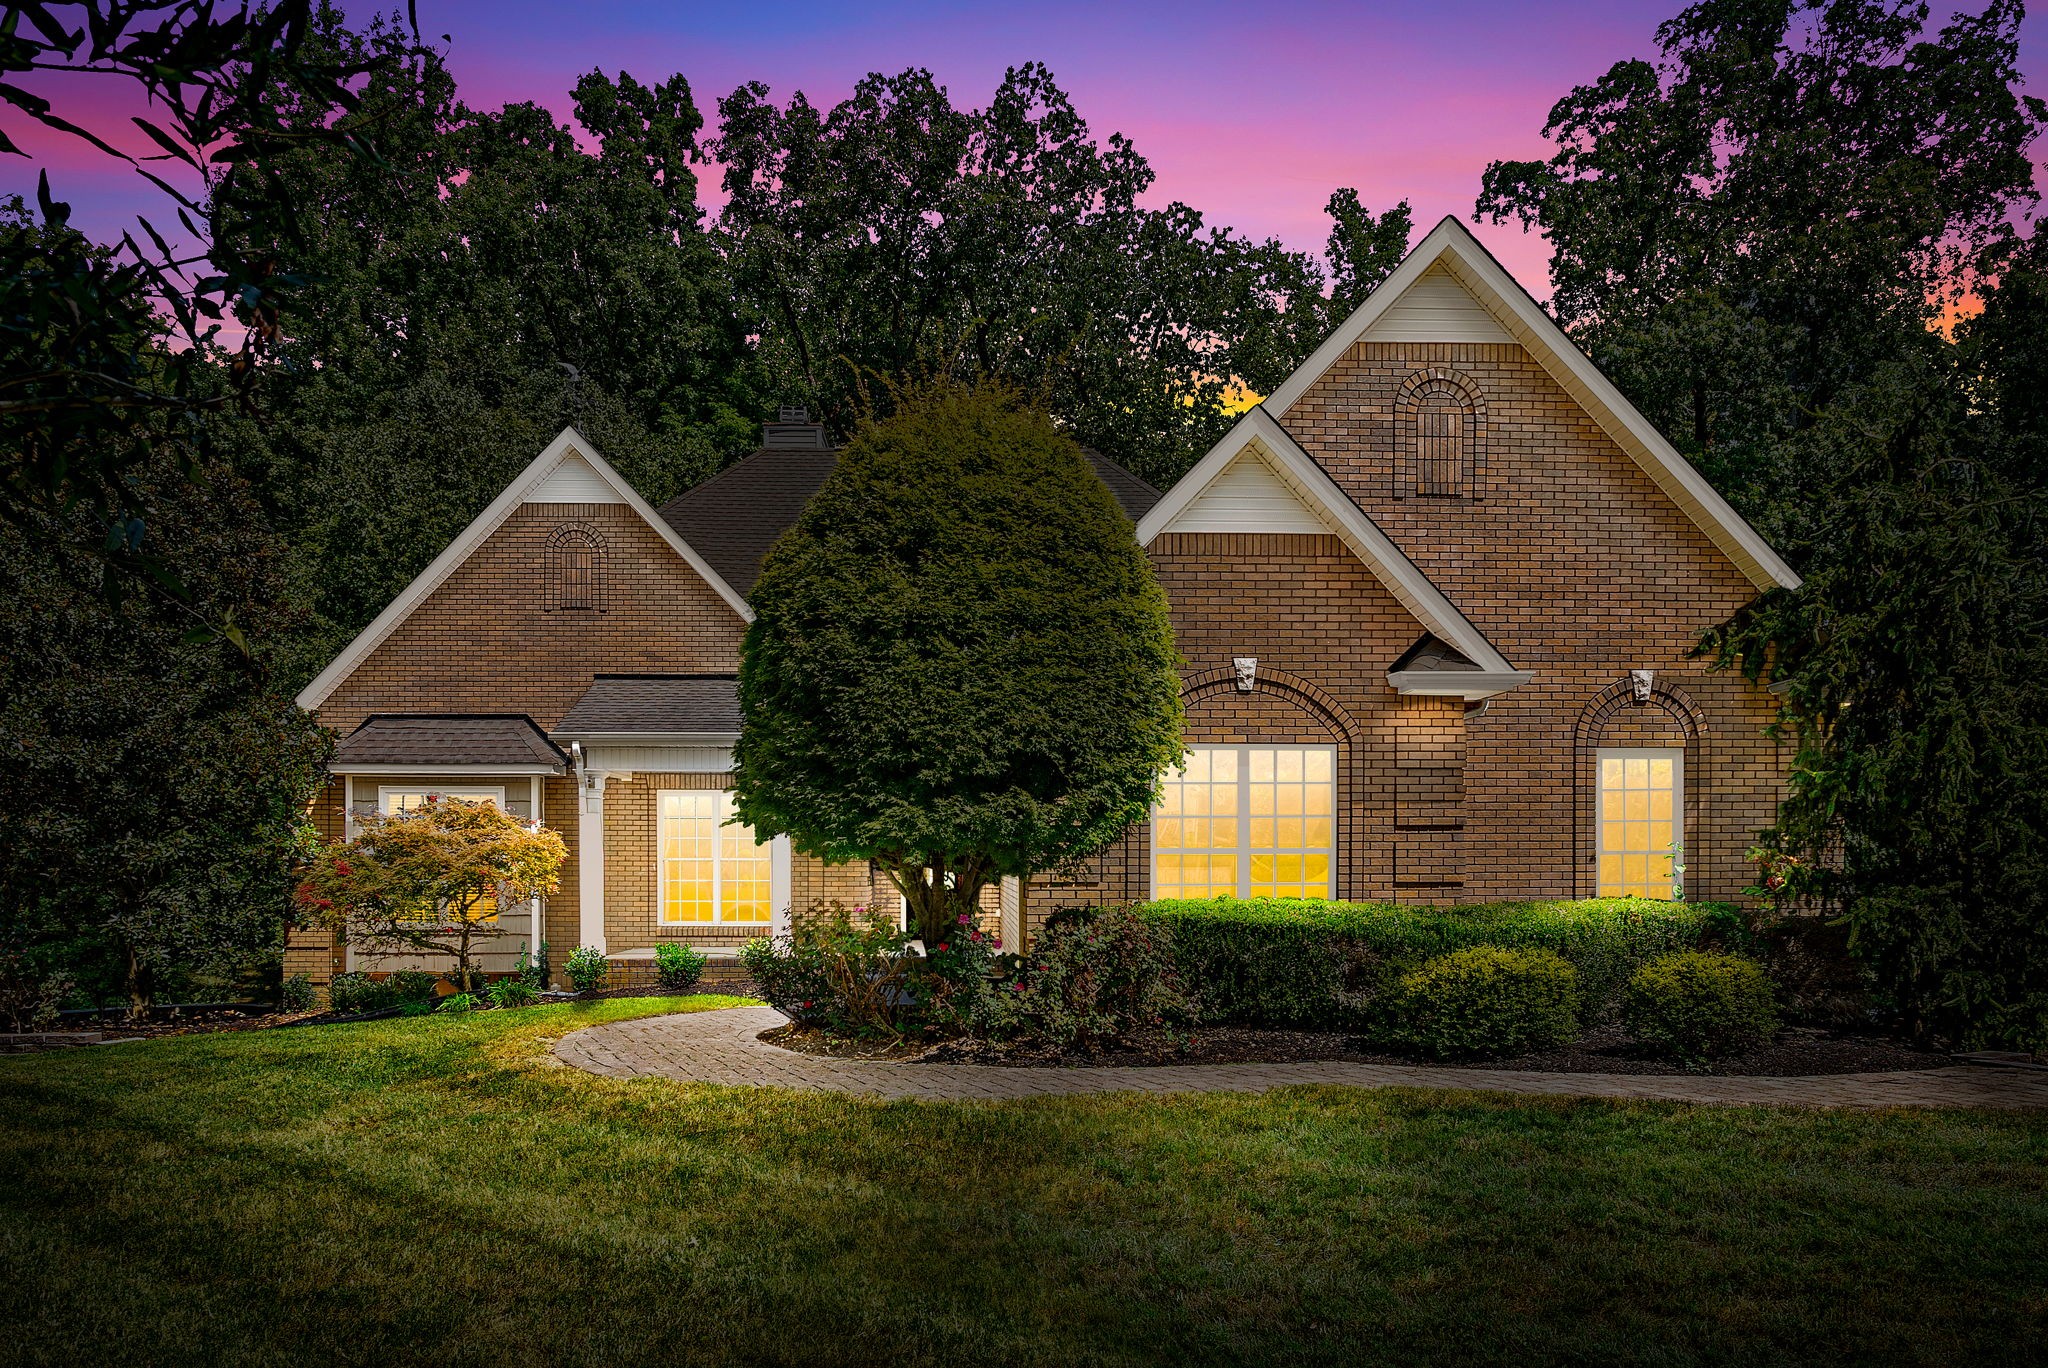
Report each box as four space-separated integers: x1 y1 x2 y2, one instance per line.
1262 216 1800 594
1136 406 1529 689
296 428 753 713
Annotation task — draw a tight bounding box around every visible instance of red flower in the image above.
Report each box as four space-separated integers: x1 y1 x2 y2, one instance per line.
333 859 353 878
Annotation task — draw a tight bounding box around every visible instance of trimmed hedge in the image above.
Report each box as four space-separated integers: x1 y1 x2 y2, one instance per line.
1141 896 1743 1028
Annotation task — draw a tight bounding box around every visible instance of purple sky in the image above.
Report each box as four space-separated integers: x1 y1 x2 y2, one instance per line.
8 0 2046 296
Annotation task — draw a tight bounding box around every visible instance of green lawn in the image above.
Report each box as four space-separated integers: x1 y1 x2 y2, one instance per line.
3 999 2044 1367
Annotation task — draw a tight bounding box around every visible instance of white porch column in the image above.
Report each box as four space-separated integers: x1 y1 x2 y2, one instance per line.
769 835 793 938
578 771 609 954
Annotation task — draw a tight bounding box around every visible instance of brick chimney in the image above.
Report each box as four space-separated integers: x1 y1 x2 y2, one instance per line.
762 406 828 450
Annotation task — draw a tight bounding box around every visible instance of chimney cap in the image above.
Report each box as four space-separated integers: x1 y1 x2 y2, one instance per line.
763 405 828 450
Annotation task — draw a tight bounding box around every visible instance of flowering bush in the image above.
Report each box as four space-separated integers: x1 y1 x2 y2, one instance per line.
742 901 1002 1037
979 904 1195 1050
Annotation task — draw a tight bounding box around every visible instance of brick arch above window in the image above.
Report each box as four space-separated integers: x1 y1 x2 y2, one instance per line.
1572 677 1708 898
544 520 610 613
1393 368 1487 500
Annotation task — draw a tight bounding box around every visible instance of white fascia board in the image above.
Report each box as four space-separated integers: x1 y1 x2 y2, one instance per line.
1264 217 1801 595
1138 407 1519 677
295 428 753 713
1386 669 1535 702
547 731 740 745
325 763 565 776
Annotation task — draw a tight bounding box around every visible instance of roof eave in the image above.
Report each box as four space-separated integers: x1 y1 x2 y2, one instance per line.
1386 668 1535 702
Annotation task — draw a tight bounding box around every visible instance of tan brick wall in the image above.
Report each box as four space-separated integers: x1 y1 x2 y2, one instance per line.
600 772 880 951
319 501 746 733
1025 340 1786 939
305 499 751 988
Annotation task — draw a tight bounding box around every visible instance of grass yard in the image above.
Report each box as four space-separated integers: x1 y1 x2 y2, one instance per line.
2 998 2044 1367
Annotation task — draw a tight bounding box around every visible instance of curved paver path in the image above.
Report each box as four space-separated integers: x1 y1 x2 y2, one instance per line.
555 1005 2048 1109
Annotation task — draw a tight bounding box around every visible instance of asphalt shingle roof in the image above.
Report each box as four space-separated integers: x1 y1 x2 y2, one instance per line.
554 676 742 737
332 715 569 770
656 441 1162 600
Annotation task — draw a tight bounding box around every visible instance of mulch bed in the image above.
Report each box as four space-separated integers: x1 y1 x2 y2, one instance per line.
763 1021 1953 1076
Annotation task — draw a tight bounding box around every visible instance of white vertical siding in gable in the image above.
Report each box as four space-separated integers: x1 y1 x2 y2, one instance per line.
1360 265 1517 344
1160 450 1330 534
526 453 626 505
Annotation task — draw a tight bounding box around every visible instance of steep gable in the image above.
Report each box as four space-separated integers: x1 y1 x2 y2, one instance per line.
298 428 751 725
1266 218 1798 594
1137 407 1528 696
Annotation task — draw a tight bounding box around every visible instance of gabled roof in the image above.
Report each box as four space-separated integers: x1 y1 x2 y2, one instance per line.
1265 216 1801 594
657 441 1161 599
658 445 841 599
329 715 569 774
1079 448 1164 521
1136 406 1529 691
296 428 752 713
554 675 742 740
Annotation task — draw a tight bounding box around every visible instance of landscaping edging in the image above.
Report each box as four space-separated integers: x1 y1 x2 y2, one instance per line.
554 1005 2048 1110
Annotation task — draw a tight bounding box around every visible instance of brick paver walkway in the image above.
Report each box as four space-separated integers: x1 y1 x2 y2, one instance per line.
554 1005 2048 1109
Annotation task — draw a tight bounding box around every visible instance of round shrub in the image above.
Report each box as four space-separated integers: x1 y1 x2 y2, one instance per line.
565 945 609 993
654 941 708 993
326 971 391 1015
1625 951 1778 1061
1390 946 1581 1059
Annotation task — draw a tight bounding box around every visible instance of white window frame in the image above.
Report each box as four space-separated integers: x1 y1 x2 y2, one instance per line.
658 789 774 926
375 784 507 816
1149 744 1338 900
1595 746 1685 900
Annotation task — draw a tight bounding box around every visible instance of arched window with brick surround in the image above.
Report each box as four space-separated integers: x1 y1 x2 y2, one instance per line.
1394 368 1486 500
545 521 609 612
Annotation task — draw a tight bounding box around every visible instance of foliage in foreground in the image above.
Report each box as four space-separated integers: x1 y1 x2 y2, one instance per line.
741 901 998 1037
294 796 565 992
735 383 1185 945
978 904 1196 1050
1144 896 1739 1029
2 999 2045 1368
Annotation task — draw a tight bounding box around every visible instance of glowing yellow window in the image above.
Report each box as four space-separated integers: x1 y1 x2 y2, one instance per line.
1596 748 1683 899
1153 745 1334 899
659 790 771 924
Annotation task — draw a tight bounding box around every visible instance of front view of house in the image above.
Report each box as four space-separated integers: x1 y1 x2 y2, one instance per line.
285 218 1796 991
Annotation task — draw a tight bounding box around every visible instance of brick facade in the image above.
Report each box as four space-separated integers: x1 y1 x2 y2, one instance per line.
300 325 1790 981
1023 338 1786 937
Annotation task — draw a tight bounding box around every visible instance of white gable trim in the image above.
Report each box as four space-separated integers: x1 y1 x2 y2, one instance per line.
296 428 752 713
1264 217 1801 593
1137 407 1529 690
1159 446 1329 535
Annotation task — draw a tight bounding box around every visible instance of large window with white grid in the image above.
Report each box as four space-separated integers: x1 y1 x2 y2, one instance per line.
1151 745 1336 900
1596 747 1684 900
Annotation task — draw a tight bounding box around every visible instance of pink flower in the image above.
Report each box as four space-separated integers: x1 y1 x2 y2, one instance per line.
957 914 971 925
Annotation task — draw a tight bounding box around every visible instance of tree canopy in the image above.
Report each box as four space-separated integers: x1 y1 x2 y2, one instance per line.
732 383 1186 945
1483 0 2048 1045
1477 0 2045 507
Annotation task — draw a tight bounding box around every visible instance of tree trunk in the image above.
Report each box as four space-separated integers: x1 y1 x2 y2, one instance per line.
123 938 152 1020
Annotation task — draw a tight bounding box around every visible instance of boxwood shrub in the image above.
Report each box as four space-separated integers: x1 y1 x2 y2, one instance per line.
1625 951 1779 1062
1141 896 1742 1028
1387 946 1580 1059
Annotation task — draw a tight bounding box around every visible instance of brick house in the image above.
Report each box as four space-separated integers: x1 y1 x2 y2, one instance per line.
288 217 1797 991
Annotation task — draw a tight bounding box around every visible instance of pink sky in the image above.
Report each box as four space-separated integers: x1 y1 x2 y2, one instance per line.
7 0 2046 297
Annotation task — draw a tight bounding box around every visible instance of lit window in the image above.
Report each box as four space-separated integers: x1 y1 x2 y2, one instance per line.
377 786 503 815
660 790 771 924
1596 748 1683 899
1153 746 1335 899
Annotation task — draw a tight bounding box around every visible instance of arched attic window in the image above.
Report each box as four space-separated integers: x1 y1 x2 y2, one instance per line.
1395 370 1486 499
545 522 609 612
